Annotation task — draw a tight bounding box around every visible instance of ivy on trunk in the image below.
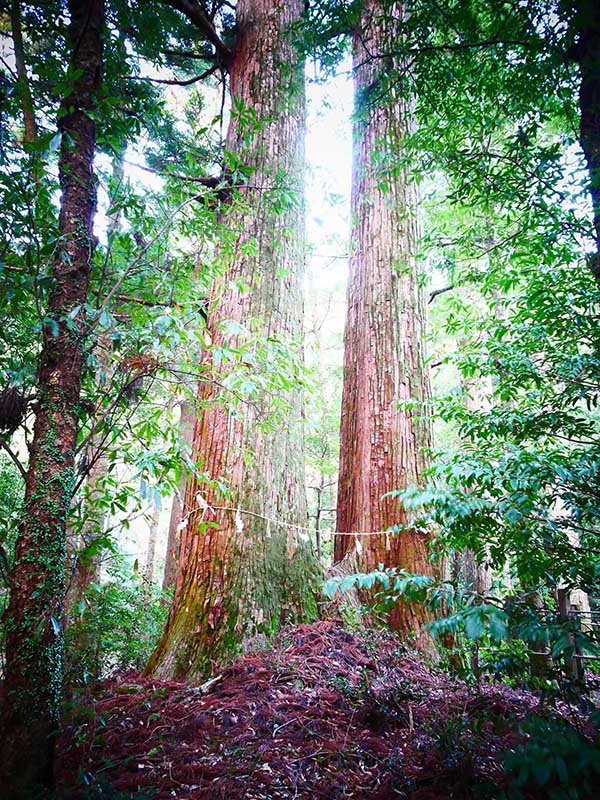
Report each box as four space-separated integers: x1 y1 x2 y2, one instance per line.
0 1 103 795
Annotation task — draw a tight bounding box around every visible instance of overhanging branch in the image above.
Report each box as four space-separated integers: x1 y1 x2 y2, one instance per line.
164 0 233 68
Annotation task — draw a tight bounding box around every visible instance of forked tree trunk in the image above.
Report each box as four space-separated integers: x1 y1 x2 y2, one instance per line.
146 0 320 681
334 0 435 641
0 1 103 795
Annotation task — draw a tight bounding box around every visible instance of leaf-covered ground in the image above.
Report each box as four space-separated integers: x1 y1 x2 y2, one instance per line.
56 620 595 799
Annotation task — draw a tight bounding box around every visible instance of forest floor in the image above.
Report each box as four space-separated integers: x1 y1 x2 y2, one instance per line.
57 619 596 799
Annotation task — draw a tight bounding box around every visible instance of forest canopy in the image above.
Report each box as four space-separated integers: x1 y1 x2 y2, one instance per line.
0 0 599 798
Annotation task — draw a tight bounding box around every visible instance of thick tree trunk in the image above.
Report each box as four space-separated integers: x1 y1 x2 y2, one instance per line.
571 0 600 281
146 0 320 681
0 1 103 795
334 0 434 641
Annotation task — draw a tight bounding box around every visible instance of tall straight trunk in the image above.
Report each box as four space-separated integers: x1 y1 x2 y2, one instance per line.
146 0 320 681
64 332 111 609
162 398 195 591
454 333 493 596
10 0 38 146
65 151 125 616
334 0 434 640
571 0 600 281
0 1 103 795
144 502 160 585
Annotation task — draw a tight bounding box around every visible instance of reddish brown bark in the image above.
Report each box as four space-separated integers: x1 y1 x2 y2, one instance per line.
334 0 435 641
146 0 320 681
0 1 103 795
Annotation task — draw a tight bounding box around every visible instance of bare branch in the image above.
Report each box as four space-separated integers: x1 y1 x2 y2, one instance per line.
429 285 454 303
0 437 27 480
115 294 170 308
124 63 218 87
164 0 233 68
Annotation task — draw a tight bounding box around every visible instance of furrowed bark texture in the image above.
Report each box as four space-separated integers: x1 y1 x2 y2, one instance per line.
571 0 600 281
0 1 103 795
334 0 434 640
146 0 319 681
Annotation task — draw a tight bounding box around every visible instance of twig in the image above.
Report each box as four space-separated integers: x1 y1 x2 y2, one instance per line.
0 437 27 480
89 194 201 336
429 285 454 303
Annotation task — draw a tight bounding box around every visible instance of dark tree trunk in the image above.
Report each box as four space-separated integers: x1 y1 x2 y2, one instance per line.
334 0 435 643
145 0 320 682
0 1 103 795
571 0 600 281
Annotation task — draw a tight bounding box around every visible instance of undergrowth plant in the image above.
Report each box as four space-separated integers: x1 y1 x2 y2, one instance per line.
65 559 170 685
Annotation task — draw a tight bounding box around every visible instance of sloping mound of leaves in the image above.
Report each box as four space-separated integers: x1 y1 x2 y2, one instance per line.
56 620 598 799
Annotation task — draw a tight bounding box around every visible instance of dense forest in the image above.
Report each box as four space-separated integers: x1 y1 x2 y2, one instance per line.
1 0 600 797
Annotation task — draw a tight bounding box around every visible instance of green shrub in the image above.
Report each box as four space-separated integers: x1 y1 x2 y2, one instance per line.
65 560 170 685
502 714 600 800
0 454 24 672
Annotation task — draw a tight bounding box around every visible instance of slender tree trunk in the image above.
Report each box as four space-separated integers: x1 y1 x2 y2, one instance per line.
162 398 195 591
144 502 160 585
64 150 125 616
146 0 320 681
570 0 600 281
334 0 434 641
0 1 103 795
64 333 112 612
454 333 493 596
9 0 38 147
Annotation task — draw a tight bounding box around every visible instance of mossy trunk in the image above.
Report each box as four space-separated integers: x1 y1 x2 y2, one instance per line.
0 1 103 795
146 0 320 682
334 0 435 642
